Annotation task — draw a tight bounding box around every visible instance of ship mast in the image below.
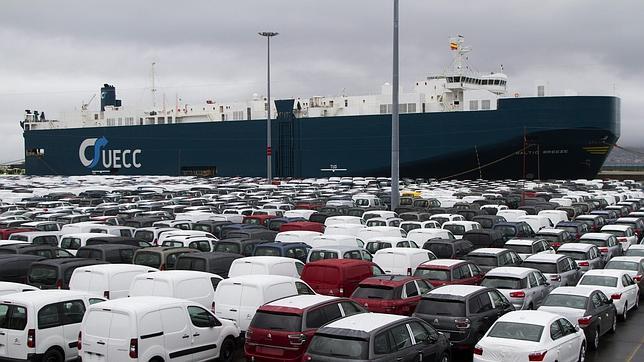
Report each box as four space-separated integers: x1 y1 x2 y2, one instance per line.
151 62 157 109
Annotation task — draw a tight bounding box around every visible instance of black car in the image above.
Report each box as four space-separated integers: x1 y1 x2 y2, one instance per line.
86 236 152 248
464 248 523 273
27 258 108 289
493 221 535 239
0 254 46 284
462 229 506 248
538 288 617 350
422 239 474 259
192 220 233 238
76 244 140 263
213 237 269 256
306 313 450 362
0 244 73 259
472 215 506 229
413 285 514 348
174 251 243 278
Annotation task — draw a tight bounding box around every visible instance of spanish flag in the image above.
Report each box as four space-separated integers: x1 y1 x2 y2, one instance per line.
450 42 458 50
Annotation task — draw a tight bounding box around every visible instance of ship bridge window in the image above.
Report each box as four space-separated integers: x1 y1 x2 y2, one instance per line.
482 100 491 110
26 148 45 157
469 100 479 111
344 99 348 107
94 114 98 120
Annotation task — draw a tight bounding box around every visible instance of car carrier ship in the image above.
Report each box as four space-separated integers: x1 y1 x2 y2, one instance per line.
22 37 620 179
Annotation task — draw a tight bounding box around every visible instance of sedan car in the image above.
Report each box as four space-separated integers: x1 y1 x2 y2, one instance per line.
625 244 644 257
600 224 638 251
604 256 644 297
473 310 586 362
556 243 604 273
480 267 553 310
522 254 582 287
538 287 617 350
577 269 639 321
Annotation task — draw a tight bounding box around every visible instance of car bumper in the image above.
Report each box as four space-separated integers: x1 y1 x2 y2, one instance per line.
0 354 48 362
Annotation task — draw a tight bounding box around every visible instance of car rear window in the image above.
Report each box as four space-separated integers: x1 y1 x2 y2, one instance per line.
465 255 498 266
254 246 281 257
558 226 579 234
505 244 533 254
603 230 626 238
579 275 617 287
133 251 161 268
308 334 368 359
443 224 465 235
214 242 241 254
134 231 154 242
605 261 639 272
581 239 607 247
309 250 339 262
476 218 493 228
625 249 644 257
488 322 543 342
416 298 465 316
29 265 58 285
251 311 302 332
481 276 525 289
542 294 587 309
414 268 451 281
494 225 517 236
304 266 340 283
425 244 453 258
351 285 395 299
537 235 562 244
521 261 558 274
557 250 588 260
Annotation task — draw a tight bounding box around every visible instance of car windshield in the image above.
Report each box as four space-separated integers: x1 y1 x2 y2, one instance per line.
414 268 451 281
581 239 607 247
603 230 626 237
605 261 639 272
416 298 465 316
133 251 161 268
214 242 241 254
488 322 544 342
521 261 558 274
308 334 368 359
134 230 154 242
476 218 493 228
625 249 644 257
558 226 579 234
351 285 395 299
309 250 339 262
505 244 533 254
579 275 618 287
481 276 524 289
542 294 587 309
465 255 498 266
443 224 465 235
251 311 302 332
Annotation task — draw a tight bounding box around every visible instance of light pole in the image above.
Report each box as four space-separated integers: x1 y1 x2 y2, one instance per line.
391 0 400 210
259 31 278 181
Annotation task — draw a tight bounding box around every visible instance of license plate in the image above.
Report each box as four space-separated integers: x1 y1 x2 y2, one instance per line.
257 346 284 356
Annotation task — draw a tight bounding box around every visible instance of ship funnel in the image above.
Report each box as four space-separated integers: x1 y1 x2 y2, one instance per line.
100 84 122 111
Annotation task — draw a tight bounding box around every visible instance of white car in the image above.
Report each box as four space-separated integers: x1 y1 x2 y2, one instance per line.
504 238 554 260
0 281 38 296
474 310 586 362
600 224 637 251
442 220 482 239
576 269 639 320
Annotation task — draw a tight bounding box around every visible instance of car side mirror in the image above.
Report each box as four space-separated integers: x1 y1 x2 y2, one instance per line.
208 315 218 328
607 299 613 304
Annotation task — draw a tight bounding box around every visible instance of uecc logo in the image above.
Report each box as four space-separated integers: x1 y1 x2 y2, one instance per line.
79 136 142 169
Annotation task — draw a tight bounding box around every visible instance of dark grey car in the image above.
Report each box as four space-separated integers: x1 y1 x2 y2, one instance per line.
306 313 450 362
522 254 582 287
463 248 522 273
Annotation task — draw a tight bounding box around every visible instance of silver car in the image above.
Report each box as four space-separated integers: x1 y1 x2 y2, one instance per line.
480 266 553 310
579 232 623 262
522 254 582 287
557 243 604 272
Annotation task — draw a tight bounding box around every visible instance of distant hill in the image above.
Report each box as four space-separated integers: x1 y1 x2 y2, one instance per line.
605 147 644 165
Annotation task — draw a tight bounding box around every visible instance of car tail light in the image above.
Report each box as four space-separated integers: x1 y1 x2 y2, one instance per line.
77 331 82 350
27 329 35 348
618 237 627 242
103 291 110 299
578 261 589 267
455 318 471 329
55 279 63 289
129 338 138 358
473 346 483 355
304 354 313 361
528 350 548 361
599 247 608 253
245 329 253 339
339 287 344 295
550 274 561 282
159 264 166 271
611 293 622 300
407 267 412 276
578 315 592 327
288 334 307 346
576 233 581 240
211 301 216 312
552 242 561 249
635 275 643 282
510 291 525 298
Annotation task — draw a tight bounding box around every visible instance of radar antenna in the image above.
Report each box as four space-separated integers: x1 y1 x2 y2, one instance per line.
81 94 97 111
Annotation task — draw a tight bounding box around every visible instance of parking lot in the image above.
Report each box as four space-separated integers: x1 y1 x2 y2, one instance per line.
1 175 643 362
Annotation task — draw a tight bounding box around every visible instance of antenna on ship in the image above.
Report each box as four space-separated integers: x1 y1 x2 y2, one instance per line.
151 62 157 109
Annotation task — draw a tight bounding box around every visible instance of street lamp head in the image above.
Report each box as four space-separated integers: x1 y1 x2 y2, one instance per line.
258 31 279 37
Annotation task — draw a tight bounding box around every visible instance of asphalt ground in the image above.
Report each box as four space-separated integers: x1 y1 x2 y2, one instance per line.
232 304 644 362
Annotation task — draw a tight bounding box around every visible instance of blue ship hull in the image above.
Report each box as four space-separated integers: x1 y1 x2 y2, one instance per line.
23 96 620 179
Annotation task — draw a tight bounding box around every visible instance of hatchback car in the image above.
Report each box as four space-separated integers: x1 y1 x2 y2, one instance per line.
422 238 474 259
556 243 604 273
413 285 514 349
414 259 484 287
535 228 575 249
464 248 523 273
307 245 372 263
480 267 552 310
305 313 451 362
579 233 623 261
538 287 617 350
522 254 582 287
503 238 554 260
351 275 433 315
600 224 637 251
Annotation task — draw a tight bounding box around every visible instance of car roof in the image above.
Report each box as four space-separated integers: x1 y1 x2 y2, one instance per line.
1 290 96 305
374 247 427 255
607 256 644 264
524 254 565 263
221 274 298 285
505 239 538 246
419 259 465 268
485 266 538 278
137 270 222 280
359 275 420 286
427 285 487 298
582 269 630 277
546 286 596 297
617 217 641 222
262 294 341 312
497 310 560 326
233 256 298 265
322 312 407 333
601 225 630 231
556 243 594 252
305 259 372 267
468 248 507 255
89 296 190 313
74 264 158 274
536 228 565 235
627 244 644 250
580 233 611 240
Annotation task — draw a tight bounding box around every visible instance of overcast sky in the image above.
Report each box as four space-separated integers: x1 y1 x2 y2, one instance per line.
1 0 642 164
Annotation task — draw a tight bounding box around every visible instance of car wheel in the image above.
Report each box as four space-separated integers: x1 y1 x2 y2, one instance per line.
218 337 235 362
620 302 628 321
590 327 600 350
578 342 586 362
609 313 617 334
635 296 640 310
43 348 64 362
440 353 450 362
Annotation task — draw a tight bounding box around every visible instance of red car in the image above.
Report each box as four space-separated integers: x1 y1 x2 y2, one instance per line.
350 275 433 315
0 227 35 240
414 259 484 287
279 221 325 233
242 214 277 227
301 259 384 297
244 294 366 362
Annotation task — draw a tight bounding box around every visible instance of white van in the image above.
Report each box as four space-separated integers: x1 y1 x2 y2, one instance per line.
274 231 323 245
283 209 318 220
309 235 364 248
323 223 366 236
80 297 240 362
441 221 482 239
362 210 398 221
538 210 569 226
373 247 436 275
549 198 574 207
85 225 136 238
0 281 38 296
8 231 60 246
227 256 304 278
69 264 158 299
129 270 222 310
157 230 217 244
59 221 102 235
356 226 406 241
59 233 116 255
324 216 365 227
517 215 553 232
214 275 314 331
407 228 455 246
0 290 104 361
496 209 529 222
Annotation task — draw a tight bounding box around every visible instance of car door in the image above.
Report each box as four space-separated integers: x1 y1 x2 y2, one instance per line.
187 306 221 361
61 299 86 358
549 319 568 362
589 292 609 335
160 306 193 362
557 318 580 362
407 321 441 362
622 274 638 308
597 291 616 334
567 258 581 285
402 282 421 315
533 272 550 306
0 304 28 360
469 263 484 284
388 322 417 362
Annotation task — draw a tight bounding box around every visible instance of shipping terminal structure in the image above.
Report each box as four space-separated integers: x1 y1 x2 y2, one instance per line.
22 37 620 179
